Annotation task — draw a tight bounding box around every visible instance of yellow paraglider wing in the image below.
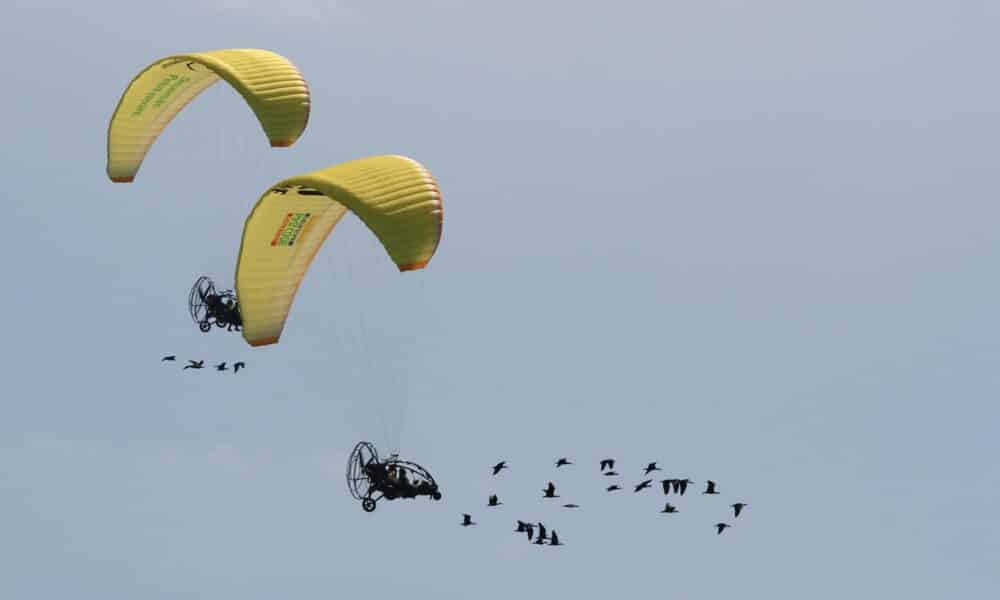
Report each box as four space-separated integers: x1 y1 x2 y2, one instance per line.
235 155 443 347
106 48 310 182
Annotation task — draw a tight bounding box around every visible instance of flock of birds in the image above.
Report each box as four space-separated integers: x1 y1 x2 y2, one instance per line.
161 355 246 373
458 458 749 546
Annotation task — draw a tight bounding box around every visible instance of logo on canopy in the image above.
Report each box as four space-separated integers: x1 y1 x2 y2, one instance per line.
271 212 312 247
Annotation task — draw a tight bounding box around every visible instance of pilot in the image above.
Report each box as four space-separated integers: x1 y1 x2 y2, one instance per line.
220 296 241 330
397 468 416 498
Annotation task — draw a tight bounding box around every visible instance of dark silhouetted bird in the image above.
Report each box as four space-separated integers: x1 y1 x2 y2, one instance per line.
703 480 720 495
603 471 620 477
492 461 507 475
716 523 730 535
515 520 529 533
537 522 548 542
634 479 652 493
215 362 227 371
555 457 572 467
488 494 502 507
732 503 748 518
549 530 563 546
461 514 475 527
524 523 535 541
644 462 661 475
233 361 246 374
606 484 622 492
562 503 580 509
661 479 676 494
600 458 615 471
183 360 204 370
162 355 176 361
660 502 678 514
533 535 546 545
673 478 693 495
543 482 559 498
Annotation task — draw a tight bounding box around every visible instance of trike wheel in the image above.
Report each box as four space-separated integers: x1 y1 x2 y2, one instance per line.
362 498 376 512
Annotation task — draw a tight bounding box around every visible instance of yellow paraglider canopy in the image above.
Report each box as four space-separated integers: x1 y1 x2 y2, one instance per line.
235 155 443 347
106 48 310 182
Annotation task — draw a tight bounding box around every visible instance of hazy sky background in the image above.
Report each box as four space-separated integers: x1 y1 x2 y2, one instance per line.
2 1 999 598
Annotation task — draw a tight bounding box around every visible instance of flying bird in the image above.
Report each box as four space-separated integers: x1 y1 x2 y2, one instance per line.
537 522 548 542
161 355 176 361
661 479 675 494
731 503 748 518
491 461 507 476
488 494 502 507
562 503 580 509
515 520 530 533
549 530 563 546
634 479 652 493
461 514 475 527
524 523 535 541
233 361 246 374
543 482 559 498
660 502 678 514
603 471 620 477
183 360 204 370
606 484 622 492
703 480 720 495
215 362 227 371
533 535 546 546
716 523 730 535
600 458 615 471
644 462 661 475
555 457 572 467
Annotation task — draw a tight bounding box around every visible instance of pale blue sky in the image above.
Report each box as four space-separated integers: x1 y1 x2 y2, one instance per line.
2 1 999 598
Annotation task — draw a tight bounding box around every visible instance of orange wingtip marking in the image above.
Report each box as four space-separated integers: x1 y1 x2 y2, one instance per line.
110 176 135 183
